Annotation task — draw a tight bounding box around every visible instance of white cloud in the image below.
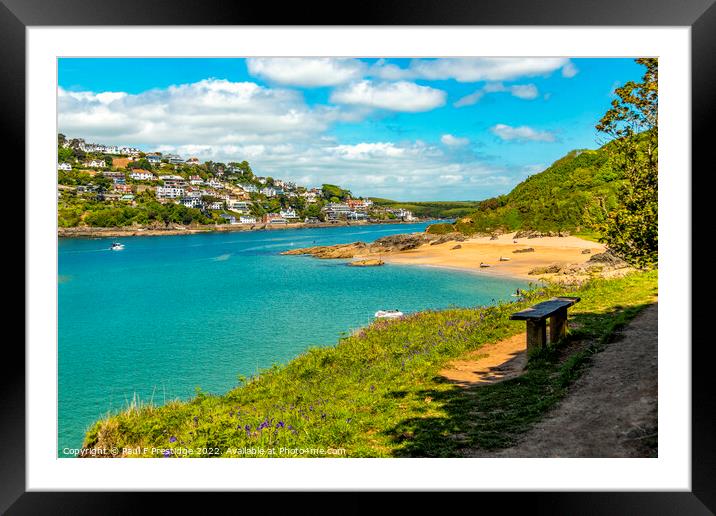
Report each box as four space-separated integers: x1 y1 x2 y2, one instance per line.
562 61 579 78
441 134 470 147
58 79 341 147
402 58 573 82
454 91 486 108
508 84 539 99
58 75 534 200
330 80 446 112
490 124 556 142
246 58 366 87
454 82 539 107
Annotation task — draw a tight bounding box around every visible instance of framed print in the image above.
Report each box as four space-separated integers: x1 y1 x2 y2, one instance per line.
4 0 714 512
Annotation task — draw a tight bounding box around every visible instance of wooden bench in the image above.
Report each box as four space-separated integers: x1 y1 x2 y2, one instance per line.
510 297 580 350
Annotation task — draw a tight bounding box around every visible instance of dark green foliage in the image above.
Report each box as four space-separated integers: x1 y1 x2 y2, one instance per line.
430 146 625 235
425 223 455 235
595 58 658 269
321 184 352 201
370 198 482 219
58 196 214 227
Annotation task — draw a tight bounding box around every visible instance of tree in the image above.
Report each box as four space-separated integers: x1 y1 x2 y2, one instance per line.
58 146 74 163
595 58 658 268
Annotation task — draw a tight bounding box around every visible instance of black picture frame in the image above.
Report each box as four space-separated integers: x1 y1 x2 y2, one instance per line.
4 0 713 512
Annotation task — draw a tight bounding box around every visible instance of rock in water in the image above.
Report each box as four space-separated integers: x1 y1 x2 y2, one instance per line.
347 259 384 267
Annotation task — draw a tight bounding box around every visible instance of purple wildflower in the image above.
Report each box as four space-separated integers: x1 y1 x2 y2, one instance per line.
163 450 171 457
169 436 177 443
276 421 285 428
370 385 375 392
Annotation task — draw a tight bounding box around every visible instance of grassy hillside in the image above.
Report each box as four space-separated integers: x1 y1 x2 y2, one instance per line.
369 198 482 219
82 271 656 458
428 145 624 236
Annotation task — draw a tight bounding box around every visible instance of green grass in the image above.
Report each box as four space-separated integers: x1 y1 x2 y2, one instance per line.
83 270 657 458
368 198 482 219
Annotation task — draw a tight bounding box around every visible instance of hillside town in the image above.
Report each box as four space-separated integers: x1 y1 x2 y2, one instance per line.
57 135 417 228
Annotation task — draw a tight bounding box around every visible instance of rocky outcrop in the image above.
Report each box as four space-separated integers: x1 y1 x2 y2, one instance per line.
348 259 384 267
281 242 367 259
513 247 535 253
528 251 631 278
529 264 562 275
514 229 571 239
451 244 462 250
282 231 466 260
587 251 629 267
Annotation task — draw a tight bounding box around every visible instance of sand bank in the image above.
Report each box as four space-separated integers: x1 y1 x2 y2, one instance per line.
376 232 605 280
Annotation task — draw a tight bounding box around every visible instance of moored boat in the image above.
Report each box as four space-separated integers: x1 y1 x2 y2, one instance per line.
375 309 403 319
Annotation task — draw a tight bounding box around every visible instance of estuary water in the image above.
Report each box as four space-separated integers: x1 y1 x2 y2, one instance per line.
58 222 527 456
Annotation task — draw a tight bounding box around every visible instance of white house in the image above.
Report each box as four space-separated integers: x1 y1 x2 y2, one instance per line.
220 213 237 224
129 170 156 181
209 201 224 210
280 208 298 220
239 184 258 193
323 203 352 220
207 178 224 189
393 208 416 221
261 187 277 197
189 175 204 185
58 162 72 171
228 200 251 213
239 215 257 224
301 191 319 203
83 159 106 168
180 197 203 209
158 175 186 188
156 186 185 199
165 154 184 164
146 154 162 165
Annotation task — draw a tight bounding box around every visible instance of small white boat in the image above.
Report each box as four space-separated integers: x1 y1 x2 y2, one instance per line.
479 262 491 268
499 256 511 261
110 242 125 251
375 309 404 319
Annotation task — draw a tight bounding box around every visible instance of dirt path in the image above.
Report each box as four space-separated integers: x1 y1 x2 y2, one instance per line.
439 333 527 386
464 303 658 457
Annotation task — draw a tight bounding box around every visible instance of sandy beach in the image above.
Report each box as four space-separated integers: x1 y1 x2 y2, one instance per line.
376 232 606 280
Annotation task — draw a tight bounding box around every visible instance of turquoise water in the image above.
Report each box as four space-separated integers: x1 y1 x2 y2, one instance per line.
58 222 526 457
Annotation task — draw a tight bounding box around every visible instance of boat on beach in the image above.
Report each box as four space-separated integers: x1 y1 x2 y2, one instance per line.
375 309 404 319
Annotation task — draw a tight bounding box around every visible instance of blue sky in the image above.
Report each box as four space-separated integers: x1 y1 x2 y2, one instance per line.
58 57 643 201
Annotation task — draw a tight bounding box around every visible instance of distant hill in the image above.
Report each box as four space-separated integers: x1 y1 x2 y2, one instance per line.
368 198 483 220
428 144 624 237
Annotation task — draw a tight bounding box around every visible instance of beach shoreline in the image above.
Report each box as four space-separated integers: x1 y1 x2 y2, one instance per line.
282 230 610 281
378 232 606 281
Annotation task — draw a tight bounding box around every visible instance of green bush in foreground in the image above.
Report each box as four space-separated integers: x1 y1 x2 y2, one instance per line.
83 270 657 458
